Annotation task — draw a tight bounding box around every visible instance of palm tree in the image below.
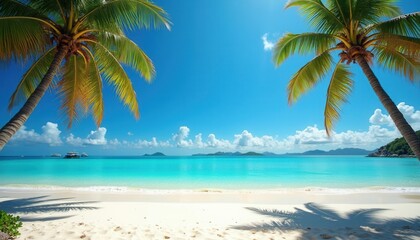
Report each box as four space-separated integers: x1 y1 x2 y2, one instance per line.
274 0 420 159
0 0 170 150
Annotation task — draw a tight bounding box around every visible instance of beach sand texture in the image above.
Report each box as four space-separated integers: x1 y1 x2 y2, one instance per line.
1 189 419 240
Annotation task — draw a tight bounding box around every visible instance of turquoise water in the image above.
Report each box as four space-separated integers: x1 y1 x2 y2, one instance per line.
0 156 419 189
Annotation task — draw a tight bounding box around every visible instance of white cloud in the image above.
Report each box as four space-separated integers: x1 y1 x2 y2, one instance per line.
163 115 409 152
174 131 232 149
333 125 398 146
233 130 282 148
127 132 134 136
369 102 420 130
397 102 420 129
234 130 253 147
12 122 62 146
67 127 107 146
278 125 396 152
12 102 417 153
369 109 392 126
41 122 62 146
84 127 107 145
13 126 38 141
173 126 193 147
262 33 275 51
285 125 331 145
135 137 159 148
109 138 120 145
86 102 417 152
207 134 232 148
116 137 172 149
66 134 84 146
194 133 205 148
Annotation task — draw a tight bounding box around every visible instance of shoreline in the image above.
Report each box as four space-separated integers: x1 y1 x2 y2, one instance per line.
1 185 420 194
1 188 419 239
2 186 420 205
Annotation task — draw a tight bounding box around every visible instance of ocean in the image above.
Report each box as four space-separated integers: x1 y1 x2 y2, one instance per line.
0 155 419 191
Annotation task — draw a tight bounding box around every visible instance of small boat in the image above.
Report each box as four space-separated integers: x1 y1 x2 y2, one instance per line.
64 152 80 158
81 153 88 157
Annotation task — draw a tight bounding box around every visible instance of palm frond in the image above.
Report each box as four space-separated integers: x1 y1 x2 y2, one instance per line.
84 47 104 126
373 12 420 37
58 55 88 127
28 0 67 23
287 51 333 104
353 0 400 26
74 0 102 16
8 47 56 110
0 17 49 61
326 0 351 27
324 63 353 136
78 0 171 31
373 46 420 82
273 32 337 67
93 42 140 119
286 0 345 34
0 0 44 17
98 31 155 81
373 34 420 57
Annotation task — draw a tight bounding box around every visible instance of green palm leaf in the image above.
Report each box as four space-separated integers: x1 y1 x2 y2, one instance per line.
0 0 170 149
94 42 140 119
58 54 89 127
84 47 104 126
373 46 420 81
275 0 420 157
0 17 49 61
374 12 420 37
324 63 353 136
98 32 155 81
8 47 56 110
288 51 333 104
0 0 44 17
273 32 337 67
286 0 345 34
326 0 351 27
28 0 67 23
353 0 400 25
79 0 171 31
373 34 420 57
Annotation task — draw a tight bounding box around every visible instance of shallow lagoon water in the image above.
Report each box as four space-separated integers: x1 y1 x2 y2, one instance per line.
0 155 419 190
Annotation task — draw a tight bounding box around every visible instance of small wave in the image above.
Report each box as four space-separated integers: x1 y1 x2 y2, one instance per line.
285 186 420 194
0 185 419 195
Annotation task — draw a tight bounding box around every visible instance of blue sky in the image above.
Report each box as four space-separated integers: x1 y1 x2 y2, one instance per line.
0 0 419 156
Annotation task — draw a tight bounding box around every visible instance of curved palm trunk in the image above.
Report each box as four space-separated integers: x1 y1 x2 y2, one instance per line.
0 44 69 150
356 56 420 160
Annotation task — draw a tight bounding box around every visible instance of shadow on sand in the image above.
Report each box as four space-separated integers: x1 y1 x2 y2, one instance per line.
0 195 99 221
233 202 420 239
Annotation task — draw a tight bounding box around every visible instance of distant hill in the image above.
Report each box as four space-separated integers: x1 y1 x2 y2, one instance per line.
298 150 326 155
368 130 419 157
143 152 166 157
242 151 264 156
192 152 236 156
192 151 263 156
291 148 373 156
193 148 371 156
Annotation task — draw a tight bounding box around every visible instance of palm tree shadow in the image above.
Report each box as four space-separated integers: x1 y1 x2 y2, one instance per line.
233 202 420 239
0 195 99 222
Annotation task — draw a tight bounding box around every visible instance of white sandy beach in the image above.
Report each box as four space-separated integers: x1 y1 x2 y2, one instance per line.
0 188 419 240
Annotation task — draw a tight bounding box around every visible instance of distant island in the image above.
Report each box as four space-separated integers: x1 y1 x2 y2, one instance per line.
368 130 419 158
289 148 373 156
143 152 166 157
193 148 372 156
192 151 263 156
